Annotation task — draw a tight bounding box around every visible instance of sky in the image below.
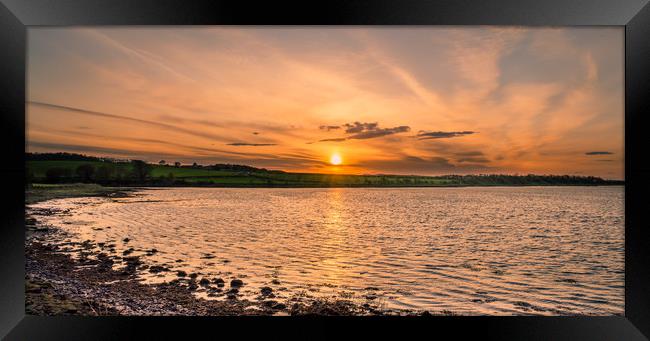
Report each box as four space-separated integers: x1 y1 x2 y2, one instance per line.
27 27 624 179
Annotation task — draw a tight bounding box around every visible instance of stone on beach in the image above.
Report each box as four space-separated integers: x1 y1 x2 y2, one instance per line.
149 265 169 273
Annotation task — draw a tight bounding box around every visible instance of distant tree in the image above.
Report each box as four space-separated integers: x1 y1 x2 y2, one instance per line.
131 160 152 182
75 164 95 182
174 161 181 168
114 167 127 181
192 162 199 168
95 164 116 181
45 167 71 183
27 152 100 162
159 160 166 166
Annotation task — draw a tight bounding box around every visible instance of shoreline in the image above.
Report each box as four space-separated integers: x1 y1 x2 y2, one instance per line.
27 182 624 199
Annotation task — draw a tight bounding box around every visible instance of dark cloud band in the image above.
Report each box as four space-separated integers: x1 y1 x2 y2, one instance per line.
585 151 613 155
227 143 277 146
417 131 476 139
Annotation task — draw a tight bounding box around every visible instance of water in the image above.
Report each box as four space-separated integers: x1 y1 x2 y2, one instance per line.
29 186 624 315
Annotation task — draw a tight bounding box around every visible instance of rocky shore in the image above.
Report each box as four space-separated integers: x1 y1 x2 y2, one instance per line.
25 185 436 316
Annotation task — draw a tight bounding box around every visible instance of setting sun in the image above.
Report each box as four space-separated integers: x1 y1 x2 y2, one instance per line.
330 153 343 165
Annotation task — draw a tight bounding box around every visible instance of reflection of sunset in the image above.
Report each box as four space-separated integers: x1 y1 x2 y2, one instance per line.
27 27 623 179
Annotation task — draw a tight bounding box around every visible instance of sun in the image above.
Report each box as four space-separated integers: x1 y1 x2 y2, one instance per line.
330 153 343 165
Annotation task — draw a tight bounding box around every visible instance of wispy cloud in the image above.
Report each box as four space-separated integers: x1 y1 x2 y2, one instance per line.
318 138 347 142
227 142 277 146
28 101 228 142
319 125 341 131
416 131 476 140
585 151 613 155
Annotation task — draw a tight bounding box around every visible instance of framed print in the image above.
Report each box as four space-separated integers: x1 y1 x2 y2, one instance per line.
1 0 649 339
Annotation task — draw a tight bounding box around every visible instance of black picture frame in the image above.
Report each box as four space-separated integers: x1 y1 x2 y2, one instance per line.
1 0 649 339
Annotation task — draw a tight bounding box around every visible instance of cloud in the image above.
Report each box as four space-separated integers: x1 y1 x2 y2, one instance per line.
454 151 484 157
416 131 476 140
29 101 228 142
457 157 490 163
316 121 411 142
319 138 347 142
347 126 411 139
343 122 379 133
585 151 613 155
319 125 341 131
227 143 277 146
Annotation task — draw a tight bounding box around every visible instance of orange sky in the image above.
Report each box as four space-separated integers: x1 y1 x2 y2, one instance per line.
27 27 624 179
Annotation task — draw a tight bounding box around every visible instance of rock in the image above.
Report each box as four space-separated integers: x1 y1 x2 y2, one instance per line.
226 288 238 299
122 248 134 256
230 279 244 287
421 311 432 317
123 238 130 243
208 287 222 294
176 270 187 277
213 278 225 287
271 279 281 285
149 265 168 273
260 286 273 296
189 273 198 279
263 300 286 310
147 248 158 254
199 278 211 286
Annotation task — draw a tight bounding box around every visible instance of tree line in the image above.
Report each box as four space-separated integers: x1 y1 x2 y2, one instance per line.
31 160 155 185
